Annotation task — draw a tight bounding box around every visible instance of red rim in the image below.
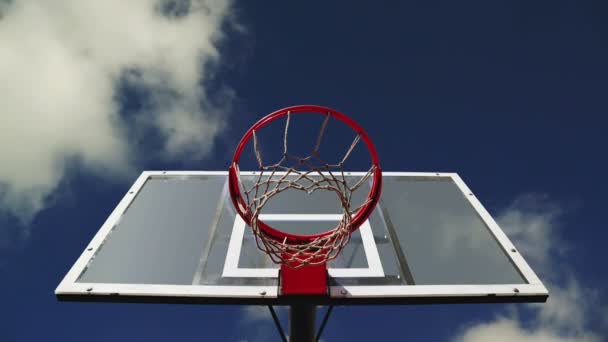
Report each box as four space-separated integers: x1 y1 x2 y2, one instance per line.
228 105 382 244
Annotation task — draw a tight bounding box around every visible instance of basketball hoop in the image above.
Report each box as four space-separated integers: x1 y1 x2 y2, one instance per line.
228 105 382 295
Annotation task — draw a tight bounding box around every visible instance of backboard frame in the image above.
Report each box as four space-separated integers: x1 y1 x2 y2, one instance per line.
55 171 548 305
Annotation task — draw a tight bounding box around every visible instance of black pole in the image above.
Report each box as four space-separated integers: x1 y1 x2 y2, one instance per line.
289 304 316 342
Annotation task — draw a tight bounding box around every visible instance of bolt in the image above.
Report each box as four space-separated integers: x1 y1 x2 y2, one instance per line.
513 288 520 293
511 248 517 253
469 193 473 196
129 191 134 194
340 289 347 295
87 247 93 251
260 291 267 296
86 287 93 292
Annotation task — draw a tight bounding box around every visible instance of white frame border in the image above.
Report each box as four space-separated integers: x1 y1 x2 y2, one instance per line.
222 214 384 278
55 171 548 301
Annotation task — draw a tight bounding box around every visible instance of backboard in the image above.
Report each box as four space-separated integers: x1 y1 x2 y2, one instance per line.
56 171 548 305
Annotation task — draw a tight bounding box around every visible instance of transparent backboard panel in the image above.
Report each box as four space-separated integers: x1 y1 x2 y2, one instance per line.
58 172 547 304
380 177 525 285
77 176 225 285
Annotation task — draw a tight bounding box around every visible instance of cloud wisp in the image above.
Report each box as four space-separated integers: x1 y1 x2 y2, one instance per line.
0 0 234 223
239 306 290 342
454 195 602 342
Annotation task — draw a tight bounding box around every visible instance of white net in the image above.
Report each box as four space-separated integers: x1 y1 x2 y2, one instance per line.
233 112 378 268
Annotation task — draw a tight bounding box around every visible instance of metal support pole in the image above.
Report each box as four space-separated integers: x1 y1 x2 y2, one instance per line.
289 304 316 342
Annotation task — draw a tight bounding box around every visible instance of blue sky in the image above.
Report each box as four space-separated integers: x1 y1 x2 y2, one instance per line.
1 1 607 341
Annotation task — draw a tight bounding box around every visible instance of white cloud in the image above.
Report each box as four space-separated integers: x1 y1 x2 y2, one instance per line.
456 319 599 342
239 305 330 341
454 194 601 342
239 306 289 342
0 0 234 222
497 194 561 275
241 305 276 322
